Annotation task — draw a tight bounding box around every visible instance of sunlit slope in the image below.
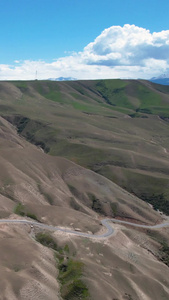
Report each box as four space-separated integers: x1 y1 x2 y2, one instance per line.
1 79 169 214
0 115 160 225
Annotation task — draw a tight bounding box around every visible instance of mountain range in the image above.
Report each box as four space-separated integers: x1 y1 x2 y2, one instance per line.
150 74 169 85
48 76 77 81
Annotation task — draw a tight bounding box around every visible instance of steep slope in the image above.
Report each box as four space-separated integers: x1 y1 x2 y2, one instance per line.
0 93 169 299
1 80 169 214
0 115 169 300
0 115 159 224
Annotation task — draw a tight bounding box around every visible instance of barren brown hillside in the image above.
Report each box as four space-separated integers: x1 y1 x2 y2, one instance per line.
0 80 169 300
1 79 169 215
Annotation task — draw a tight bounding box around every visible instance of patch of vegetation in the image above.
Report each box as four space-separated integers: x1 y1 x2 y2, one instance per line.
68 186 88 211
68 184 79 196
15 116 30 134
132 83 169 117
128 112 148 118
32 140 50 152
0 183 16 202
99 166 169 217
58 259 89 300
147 231 169 267
136 108 152 114
72 102 93 112
58 259 84 284
137 83 162 107
70 197 81 211
88 193 103 214
33 80 62 103
14 203 38 220
159 116 169 122
70 92 89 102
13 81 28 93
43 192 54 205
160 242 169 267
45 90 62 102
139 193 169 215
63 244 70 253
35 232 58 251
154 107 169 118
26 133 45 147
14 203 27 216
37 183 54 205
35 235 90 300
5 115 51 152
13 265 22 272
96 80 133 109
50 142 107 168
62 279 89 300
110 203 118 217
24 122 51 153
73 86 86 96
26 212 38 220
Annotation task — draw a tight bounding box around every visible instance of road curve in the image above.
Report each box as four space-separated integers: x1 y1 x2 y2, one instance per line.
0 218 169 239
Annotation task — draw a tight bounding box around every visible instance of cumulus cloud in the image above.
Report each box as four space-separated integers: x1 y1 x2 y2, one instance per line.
0 24 169 80
83 24 169 67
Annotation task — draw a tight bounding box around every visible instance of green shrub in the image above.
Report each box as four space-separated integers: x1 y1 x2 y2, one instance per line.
63 279 89 300
58 259 89 299
35 232 57 251
59 259 84 284
139 193 169 215
64 244 69 253
70 197 81 211
88 193 103 214
110 203 118 217
14 203 25 216
43 192 54 205
14 203 38 220
26 212 38 221
161 242 169 267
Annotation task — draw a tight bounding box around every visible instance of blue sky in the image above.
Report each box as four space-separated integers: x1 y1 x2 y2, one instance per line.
0 0 169 79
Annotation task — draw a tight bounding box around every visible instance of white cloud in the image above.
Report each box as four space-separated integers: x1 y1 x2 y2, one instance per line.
0 24 169 80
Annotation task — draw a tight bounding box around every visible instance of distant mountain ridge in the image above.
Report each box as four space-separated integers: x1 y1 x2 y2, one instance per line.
48 76 77 81
49 76 169 85
150 74 169 85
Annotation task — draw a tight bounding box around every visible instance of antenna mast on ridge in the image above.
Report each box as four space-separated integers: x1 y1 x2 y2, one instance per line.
35 70 38 80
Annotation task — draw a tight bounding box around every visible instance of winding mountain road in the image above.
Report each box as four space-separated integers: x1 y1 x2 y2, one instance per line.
0 218 169 239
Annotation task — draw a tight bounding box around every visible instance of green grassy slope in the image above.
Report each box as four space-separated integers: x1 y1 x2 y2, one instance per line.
1 79 169 214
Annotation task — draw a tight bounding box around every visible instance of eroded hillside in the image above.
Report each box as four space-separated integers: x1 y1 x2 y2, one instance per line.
1 79 169 214
0 80 169 299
